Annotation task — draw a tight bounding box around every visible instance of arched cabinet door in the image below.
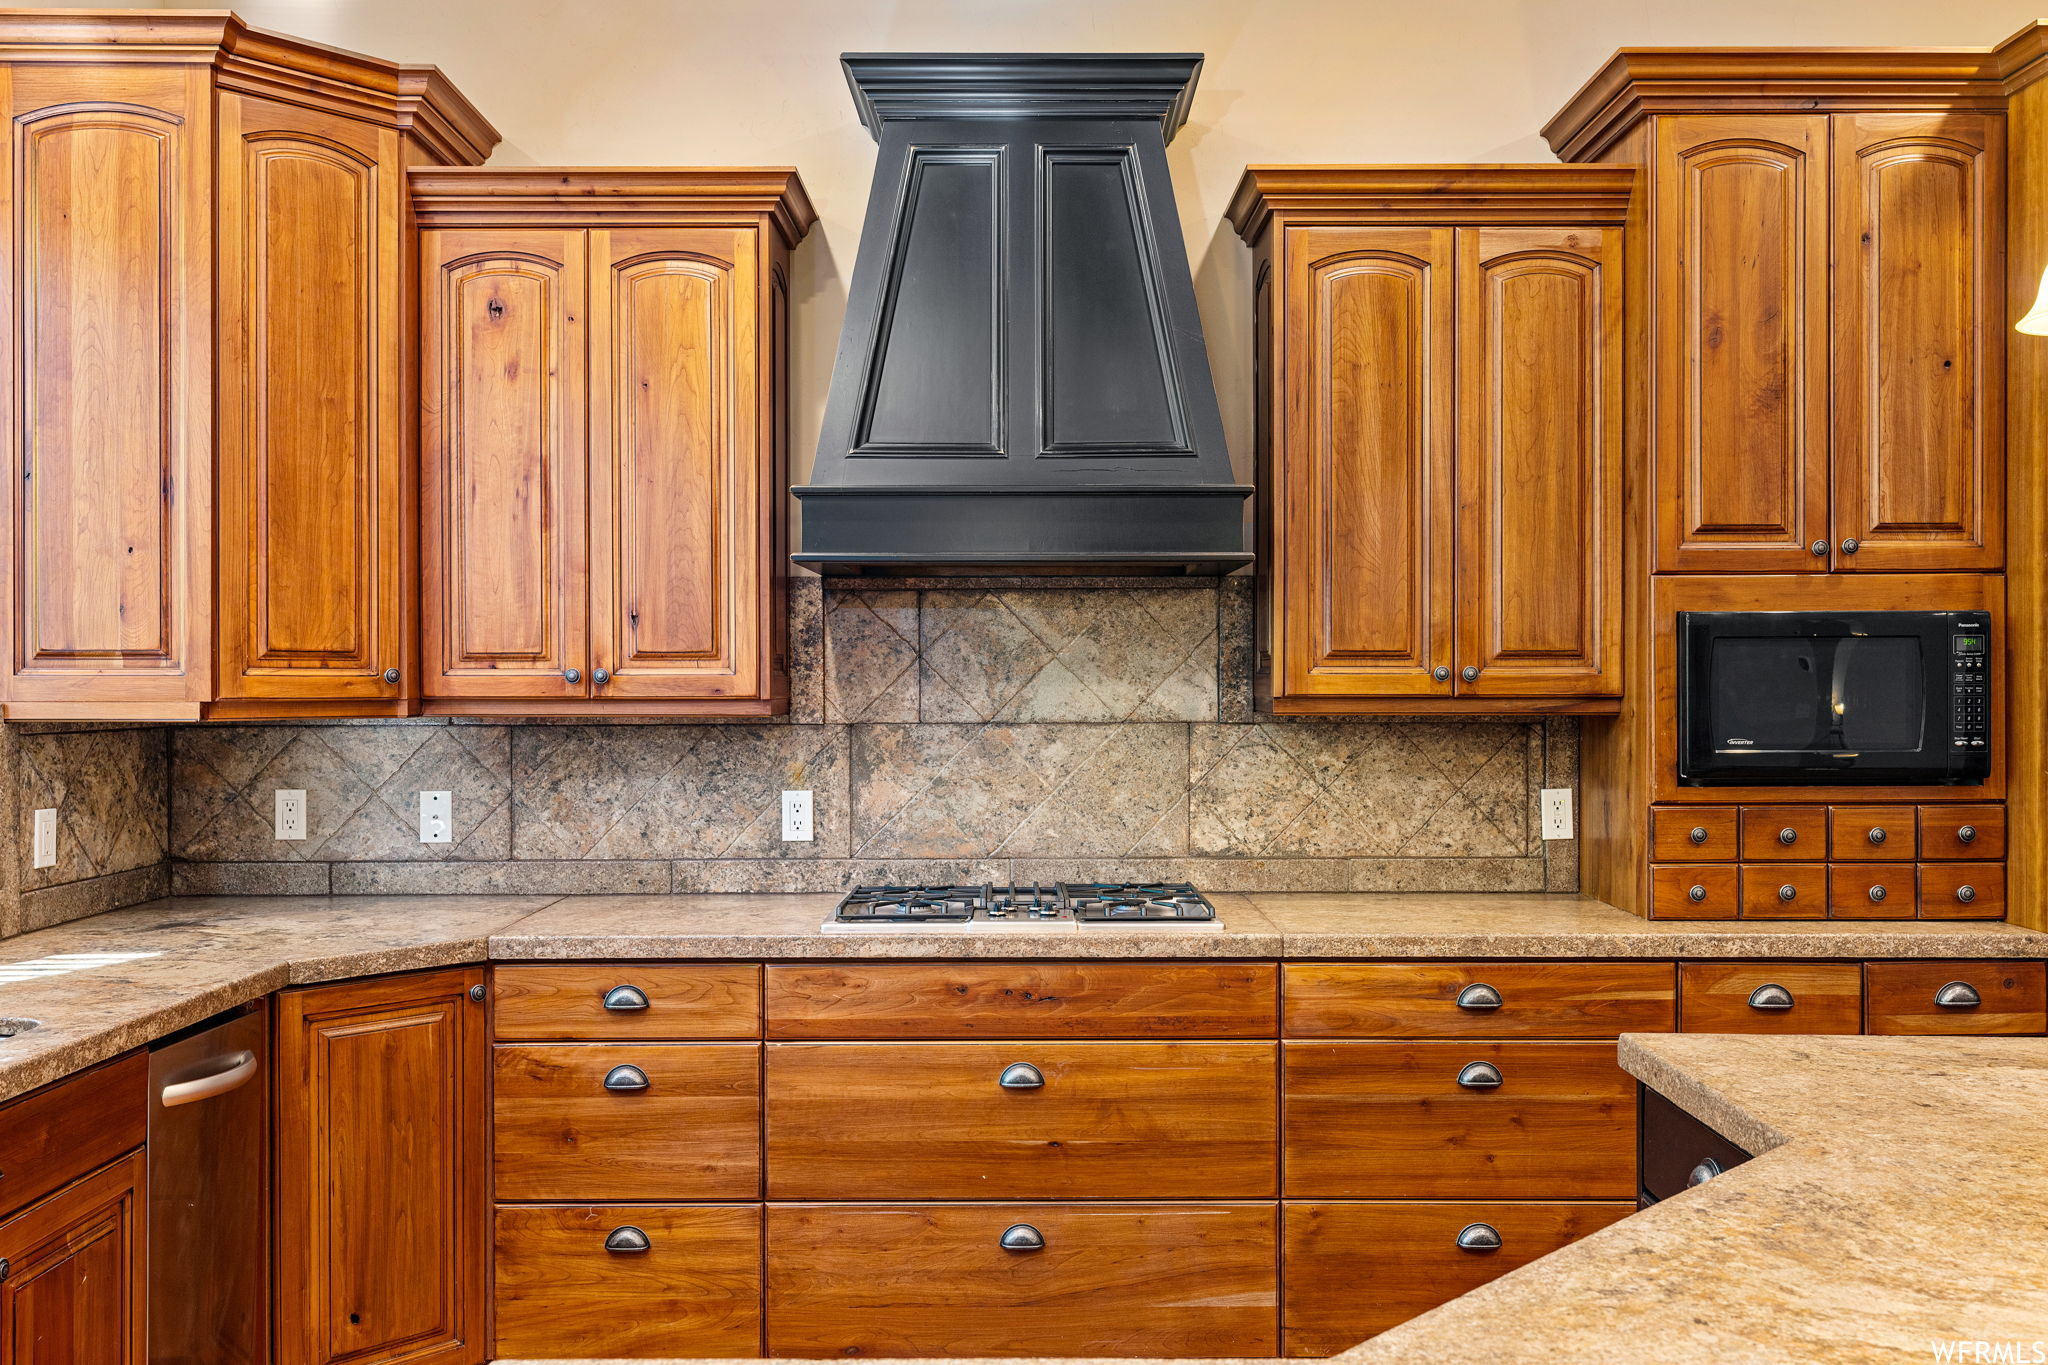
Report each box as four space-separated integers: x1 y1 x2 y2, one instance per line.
1831 112 2003 572
1277 225 1456 699
586 227 765 703
1453 228 1621 698
1651 115 1830 572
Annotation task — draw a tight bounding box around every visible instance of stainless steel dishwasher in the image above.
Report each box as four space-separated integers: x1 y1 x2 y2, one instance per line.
148 999 269 1365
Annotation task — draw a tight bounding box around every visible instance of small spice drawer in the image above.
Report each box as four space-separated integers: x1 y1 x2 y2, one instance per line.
1737 864 1827 919
1651 865 1739 919
493 1043 761 1201
1281 1200 1633 1357
1738 806 1828 861
1282 1042 1636 1199
1651 806 1737 861
1919 805 2005 860
1678 964 1862 1034
1829 806 1917 860
493 964 761 1041
493 1203 763 1358
1828 863 1918 919
1281 963 1675 1039
1864 962 2048 1036
1919 863 2005 919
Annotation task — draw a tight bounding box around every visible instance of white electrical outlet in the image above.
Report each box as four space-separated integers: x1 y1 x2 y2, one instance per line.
781 790 814 842
420 791 452 844
31 808 57 869
1540 788 1574 841
274 790 307 842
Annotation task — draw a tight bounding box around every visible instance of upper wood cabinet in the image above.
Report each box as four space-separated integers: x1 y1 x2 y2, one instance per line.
0 13 496 720
414 172 812 715
1230 169 1627 713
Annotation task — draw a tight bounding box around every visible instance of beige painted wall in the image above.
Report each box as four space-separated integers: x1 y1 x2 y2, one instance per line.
162 0 2037 495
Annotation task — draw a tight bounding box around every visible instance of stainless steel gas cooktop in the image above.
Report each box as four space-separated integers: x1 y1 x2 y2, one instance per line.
822 883 1220 933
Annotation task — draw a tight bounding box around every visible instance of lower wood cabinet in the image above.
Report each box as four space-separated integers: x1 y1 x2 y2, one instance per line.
764 1203 1278 1358
494 1204 762 1358
1677 963 1863 1034
1864 961 2048 1035
0 1151 147 1365
1281 1200 1633 1356
275 967 487 1365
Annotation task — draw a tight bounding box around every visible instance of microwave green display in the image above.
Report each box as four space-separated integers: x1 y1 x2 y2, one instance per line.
1955 635 1986 654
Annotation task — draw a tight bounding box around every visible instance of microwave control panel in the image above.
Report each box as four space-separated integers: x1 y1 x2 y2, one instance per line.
1950 626 1991 753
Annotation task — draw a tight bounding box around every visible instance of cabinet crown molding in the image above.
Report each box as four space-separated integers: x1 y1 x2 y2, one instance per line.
0 9 499 164
1541 45 2012 162
408 167 817 246
1227 165 1635 242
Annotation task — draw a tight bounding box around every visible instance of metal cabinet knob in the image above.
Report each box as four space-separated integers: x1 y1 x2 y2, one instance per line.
1455 1223 1502 1252
1840 537 1860 554
1867 884 1887 903
1867 827 1887 845
999 1224 1045 1252
604 1226 651 1254
1455 983 1503 1012
603 984 650 1012
1777 883 1797 902
1957 825 1978 844
998 1062 1045 1090
602 1064 650 1092
1687 1158 1723 1188
1687 884 1707 903
1688 827 1708 845
1433 665 1451 682
593 667 612 686
1810 539 1829 557
1462 665 1480 683
1935 981 1982 1009
1456 1061 1503 1090
564 667 582 684
1747 983 1794 1012
1956 885 1978 904
382 667 401 684
1777 827 1798 846
468 983 486 1002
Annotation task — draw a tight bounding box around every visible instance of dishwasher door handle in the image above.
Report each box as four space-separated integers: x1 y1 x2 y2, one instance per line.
159 1051 259 1108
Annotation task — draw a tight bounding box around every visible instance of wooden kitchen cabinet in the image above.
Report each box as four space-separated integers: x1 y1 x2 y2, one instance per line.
1228 169 1628 713
0 1151 147 1365
275 966 488 1365
0 13 496 720
414 171 813 715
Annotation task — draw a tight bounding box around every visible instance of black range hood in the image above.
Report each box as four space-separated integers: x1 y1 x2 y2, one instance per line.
794 53 1250 576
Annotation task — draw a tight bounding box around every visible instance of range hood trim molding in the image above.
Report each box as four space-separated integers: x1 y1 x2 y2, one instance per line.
840 52 1204 141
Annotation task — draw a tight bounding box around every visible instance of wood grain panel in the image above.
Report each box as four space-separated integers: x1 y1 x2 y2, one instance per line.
1864 961 2046 1035
0 1051 143 1221
1282 1042 1636 1198
765 1203 1277 1358
275 967 485 1365
1738 805 1829 861
588 226 762 702
1918 804 2005 860
1827 862 1919 919
1281 962 1673 1039
1678 963 1862 1034
492 963 760 1041
2006 61 2048 932
492 1043 760 1201
1651 864 1740 919
1651 806 1737 861
1653 115 1830 571
1919 861 2005 920
1831 112 2003 572
1738 863 1827 919
216 93 402 701
1282 1200 1632 1356
493 1203 762 1358
1828 805 1917 860
765 1042 1277 1200
0 1150 146 1365
1280 225 1454 698
420 227 588 699
1453 225 1620 697
764 962 1277 1039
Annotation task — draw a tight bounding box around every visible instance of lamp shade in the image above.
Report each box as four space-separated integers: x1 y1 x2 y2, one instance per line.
2019 264 2048 334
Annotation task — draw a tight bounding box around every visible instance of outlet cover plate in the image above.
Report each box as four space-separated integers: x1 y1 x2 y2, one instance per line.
420 791 452 844
1540 788 1574 841
31 808 56 868
274 790 307 842
781 790 814 842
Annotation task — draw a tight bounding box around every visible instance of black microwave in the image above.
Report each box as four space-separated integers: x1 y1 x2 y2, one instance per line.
1676 611 1991 786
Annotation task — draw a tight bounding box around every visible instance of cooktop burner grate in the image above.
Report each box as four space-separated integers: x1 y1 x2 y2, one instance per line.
824 882 1218 930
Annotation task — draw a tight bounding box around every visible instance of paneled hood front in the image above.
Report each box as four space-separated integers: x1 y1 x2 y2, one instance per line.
793 53 1250 575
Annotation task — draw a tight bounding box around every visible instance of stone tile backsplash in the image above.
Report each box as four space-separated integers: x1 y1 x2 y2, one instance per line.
148 578 1576 899
2 725 171 936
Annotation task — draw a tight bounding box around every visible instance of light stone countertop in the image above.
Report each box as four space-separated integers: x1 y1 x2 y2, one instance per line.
1 891 2043 1106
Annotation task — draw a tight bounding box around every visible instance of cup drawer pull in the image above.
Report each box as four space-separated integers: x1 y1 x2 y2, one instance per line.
999 1223 1045 1252
1455 1223 1501 1252
602 1064 650 1092
997 1062 1045 1090
1747 984 1794 1012
604 1225 651 1254
1934 981 1982 1009
1687 1158 1723 1188
602 984 650 1012
1455 983 1502 1011
1456 1061 1503 1090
